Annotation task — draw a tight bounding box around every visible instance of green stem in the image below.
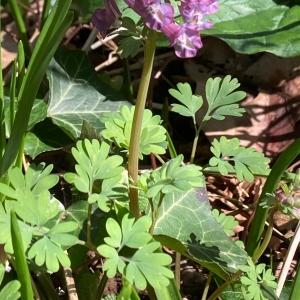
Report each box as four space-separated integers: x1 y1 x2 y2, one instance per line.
87 203 92 247
128 30 156 218
289 257 300 300
190 122 202 163
252 209 275 262
8 0 31 59
175 253 181 288
96 272 108 299
246 138 300 256
201 272 212 300
207 272 241 300
11 210 34 300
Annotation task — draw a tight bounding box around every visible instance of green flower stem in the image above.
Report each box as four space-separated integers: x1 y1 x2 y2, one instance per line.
246 138 300 256
128 30 156 218
96 272 108 299
190 122 202 163
8 0 31 58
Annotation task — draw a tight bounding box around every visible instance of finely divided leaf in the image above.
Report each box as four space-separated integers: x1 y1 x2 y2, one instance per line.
64 139 124 211
169 82 203 120
209 137 270 182
204 75 246 121
102 106 167 158
97 214 173 290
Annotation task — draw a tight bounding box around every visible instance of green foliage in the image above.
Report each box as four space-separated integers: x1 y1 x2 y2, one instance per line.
64 139 124 212
97 214 173 290
207 0 300 57
204 75 246 121
0 164 78 273
0 265 20 300
212 209 238 237
240 259 277 300
10 210 34 300
118 17 143 59
102 106 167 158
0 0 73 176
47 48 129 139
169 82 203 121
153 188 248 279
209 137 270 182
140 155 204 199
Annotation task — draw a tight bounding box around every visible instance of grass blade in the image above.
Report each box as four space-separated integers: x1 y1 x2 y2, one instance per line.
0 0 73 176
10 210 34 300
246 138 300 256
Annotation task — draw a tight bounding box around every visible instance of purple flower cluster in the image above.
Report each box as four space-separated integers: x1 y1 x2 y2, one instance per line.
92 0 218 58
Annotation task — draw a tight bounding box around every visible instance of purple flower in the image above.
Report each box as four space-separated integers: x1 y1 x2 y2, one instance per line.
92 0 219 58
162 23 203 58
180 0 219 29
125 0 174 30
92 0 121 35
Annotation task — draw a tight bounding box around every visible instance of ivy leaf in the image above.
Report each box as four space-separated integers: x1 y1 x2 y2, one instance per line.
153 188 248 279
102 106 167 158
64 139 124 211
97 214 173 290
47 48 129 139
145 155 204 199
204 75 246 121
212 209 238 237
169 82 203 120
208 137 270 182
0 265 20 300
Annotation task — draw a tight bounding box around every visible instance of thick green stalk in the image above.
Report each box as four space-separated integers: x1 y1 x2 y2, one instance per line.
8 0 31 58
246 139 300 256
0 0 73 176
128 30 156 218
11 210 34 300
